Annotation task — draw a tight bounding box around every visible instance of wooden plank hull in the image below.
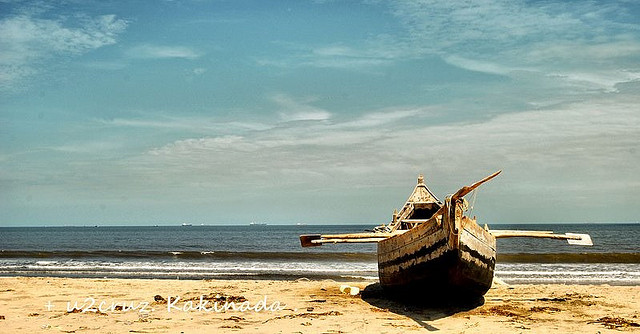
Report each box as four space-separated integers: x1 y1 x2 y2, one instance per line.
377 210 496 297
300 172 590 299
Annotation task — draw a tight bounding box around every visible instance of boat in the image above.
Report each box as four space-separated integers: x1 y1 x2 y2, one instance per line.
300 171 592 298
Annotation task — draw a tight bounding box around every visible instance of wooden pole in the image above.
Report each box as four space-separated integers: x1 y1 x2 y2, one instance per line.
490 230 593 246
311 238 387 244
300 231 406 247
452 170 502 201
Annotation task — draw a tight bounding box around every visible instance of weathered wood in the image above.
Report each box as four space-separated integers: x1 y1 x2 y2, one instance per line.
318 232 403 239
490 230 593 245
313 238 387 244
378 198 496 297
452 170 502 201
300 231 406 247
489 230 553 237
300 234 322 247
387 174 442 232
299 171 593 299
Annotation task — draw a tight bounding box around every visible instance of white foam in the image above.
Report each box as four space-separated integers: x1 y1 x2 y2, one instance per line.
496 271 640 276
35 261 58 266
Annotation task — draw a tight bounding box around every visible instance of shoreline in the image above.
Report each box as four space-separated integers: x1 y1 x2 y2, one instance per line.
1 273 640 286
1 277 638 333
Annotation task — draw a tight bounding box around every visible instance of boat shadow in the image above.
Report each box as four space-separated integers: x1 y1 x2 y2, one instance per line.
360 283 484 331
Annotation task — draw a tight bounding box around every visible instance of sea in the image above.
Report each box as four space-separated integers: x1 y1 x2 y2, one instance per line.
1 223 638 285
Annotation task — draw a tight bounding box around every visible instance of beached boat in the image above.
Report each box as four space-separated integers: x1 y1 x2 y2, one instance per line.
300 171 592 298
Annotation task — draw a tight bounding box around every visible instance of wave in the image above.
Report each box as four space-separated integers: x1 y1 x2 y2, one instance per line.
0 250 377 262
494 262 640 285
0 270 376 281
2 250 639 263
0 260 379 281
497 252 640 263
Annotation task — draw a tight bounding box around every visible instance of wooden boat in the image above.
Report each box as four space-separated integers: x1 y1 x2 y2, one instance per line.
300 171 592 298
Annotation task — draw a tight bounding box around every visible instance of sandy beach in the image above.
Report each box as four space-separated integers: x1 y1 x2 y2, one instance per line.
0 277 638 333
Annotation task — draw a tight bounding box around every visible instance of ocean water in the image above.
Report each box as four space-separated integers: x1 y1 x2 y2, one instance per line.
0 223 638 285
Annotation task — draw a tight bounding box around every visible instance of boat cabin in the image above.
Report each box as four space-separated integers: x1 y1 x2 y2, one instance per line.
388 174 443 231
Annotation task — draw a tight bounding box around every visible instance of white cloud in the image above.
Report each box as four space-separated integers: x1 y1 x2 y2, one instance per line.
271 94 332 122
549 70 640 93
81 60 128 70
0 13 127 91
100 115 272 132
192 67 207 75
392 0 587 51
443 55 517 76
339 107 429 128
126 44 201 60
8 92 638 222
258 0 640 106
263 0 594 72
258 34 418 70
527 40 640 62
49 141 124 154
386 0 640 103
131 93 639 204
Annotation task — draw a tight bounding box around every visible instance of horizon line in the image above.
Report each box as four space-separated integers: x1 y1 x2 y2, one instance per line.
1 221 638 228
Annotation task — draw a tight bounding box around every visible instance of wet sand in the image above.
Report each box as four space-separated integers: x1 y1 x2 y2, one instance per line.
0 277 638 333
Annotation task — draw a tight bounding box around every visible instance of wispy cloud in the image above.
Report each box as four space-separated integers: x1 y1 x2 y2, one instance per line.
391 0 601 52
192 67 207 75
550 70 640 93
260 0 640 102
391 1 639 82
0 13 127 91
338 107 429 128
257 34 418 70
443 55 519 76
81 60 128 70
48 140 125 154
99 115 272 132
527 39 640 62
126 44 202 60
124 92 638 222
270 94 332 122
5 91 638 222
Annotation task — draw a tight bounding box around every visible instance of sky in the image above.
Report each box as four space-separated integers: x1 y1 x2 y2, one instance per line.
1 0 639 226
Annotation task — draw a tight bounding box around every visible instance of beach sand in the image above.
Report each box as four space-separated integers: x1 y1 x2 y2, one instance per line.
0 277 638 333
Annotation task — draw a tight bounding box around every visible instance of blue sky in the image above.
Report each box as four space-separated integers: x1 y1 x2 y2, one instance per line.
1 0 639 226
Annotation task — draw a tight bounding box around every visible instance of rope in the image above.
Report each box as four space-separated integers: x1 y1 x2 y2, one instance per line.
469 188 478 214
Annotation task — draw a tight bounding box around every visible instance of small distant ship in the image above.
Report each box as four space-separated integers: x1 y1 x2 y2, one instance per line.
249 222 268 226
181 223 192 227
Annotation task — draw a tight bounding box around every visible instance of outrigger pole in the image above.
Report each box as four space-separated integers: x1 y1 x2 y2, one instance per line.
301 230 592 247
300 170 593 247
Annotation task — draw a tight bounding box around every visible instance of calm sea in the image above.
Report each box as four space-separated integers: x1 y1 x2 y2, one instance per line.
1 223 638 285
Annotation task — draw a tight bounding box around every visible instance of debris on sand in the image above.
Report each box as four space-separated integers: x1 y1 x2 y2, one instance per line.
263 310 342 323
536 297 568 302
66 308 108 316
530 306 561 313
339 285 360 296
153 292 247 304
186 293 247 303
588 316 640 329
472 305 530 319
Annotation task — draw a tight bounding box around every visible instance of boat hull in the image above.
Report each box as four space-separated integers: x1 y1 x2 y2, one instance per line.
377 213 496 298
